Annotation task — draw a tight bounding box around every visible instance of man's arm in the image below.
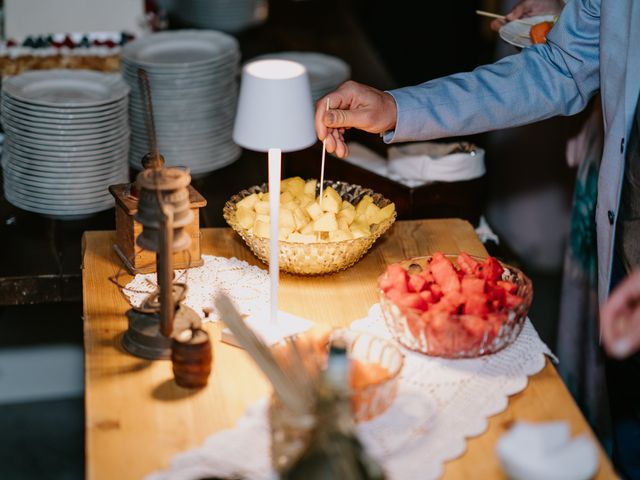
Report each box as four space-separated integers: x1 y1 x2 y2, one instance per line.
385 0 601 143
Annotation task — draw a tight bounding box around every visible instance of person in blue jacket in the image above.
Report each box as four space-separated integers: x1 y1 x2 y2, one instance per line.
314 1 640 477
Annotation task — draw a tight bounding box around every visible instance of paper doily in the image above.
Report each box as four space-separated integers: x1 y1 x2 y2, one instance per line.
148 304 555 480
123 255 269 322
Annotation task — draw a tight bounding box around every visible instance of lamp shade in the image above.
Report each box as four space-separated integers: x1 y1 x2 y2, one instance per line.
233 59 316 152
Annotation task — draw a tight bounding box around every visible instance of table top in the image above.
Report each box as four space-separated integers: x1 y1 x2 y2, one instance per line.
82 219 615 479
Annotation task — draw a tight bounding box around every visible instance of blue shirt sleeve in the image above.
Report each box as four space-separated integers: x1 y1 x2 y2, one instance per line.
383 0 601 143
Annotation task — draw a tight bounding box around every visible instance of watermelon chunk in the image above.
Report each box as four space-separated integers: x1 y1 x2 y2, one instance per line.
386 264 409 293
497 280 518 294
481 257 504 282
397 293 429 312
461 314 488 339
457 252 481 275
461 277 485 296
408 274 428 293
419 290 437 305
430 253 461 294
464 294 489 317
379 274 394 292
505 293 523 308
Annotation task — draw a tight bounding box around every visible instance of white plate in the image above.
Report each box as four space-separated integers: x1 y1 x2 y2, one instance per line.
2 119 128 139
3 182 116 204
7 139 128 160
2 70 129 108
7 135 129 155
499 15 556 49
2 95 128 118
6 156 126 177
4 173 127 195
5 125 129 147
121 56 238 74
2 108 128 133
3 111 129 136
4 168 127 193
250 51 350 84
122 30 239 68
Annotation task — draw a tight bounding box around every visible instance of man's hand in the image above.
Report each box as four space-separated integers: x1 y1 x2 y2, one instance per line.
314 80 397 159
490 0 564 31
601 269 640 359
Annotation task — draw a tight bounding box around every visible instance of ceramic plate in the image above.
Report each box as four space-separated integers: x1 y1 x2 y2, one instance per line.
122 30 239 68
3 70 129 108
499 15 556 48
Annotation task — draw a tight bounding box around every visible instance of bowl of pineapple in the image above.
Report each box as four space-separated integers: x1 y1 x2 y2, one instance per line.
223 177 396 274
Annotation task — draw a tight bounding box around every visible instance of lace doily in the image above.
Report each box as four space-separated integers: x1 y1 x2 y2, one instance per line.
123 255 269 322
148 304 555 480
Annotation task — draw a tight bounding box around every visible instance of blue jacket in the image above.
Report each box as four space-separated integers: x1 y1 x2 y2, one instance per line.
385 0 639 304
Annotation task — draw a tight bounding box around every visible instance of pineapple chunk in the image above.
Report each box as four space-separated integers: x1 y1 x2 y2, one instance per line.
329 229 353 242
280 191 294 204
337 217 350 232
237 193 259 210
286 176 306 197
293 207 310 231
236 207 255 230
364 203 382 225
341 200 355 211
350 221 370 239
288 232 316 244
256 213 270 224
378 203 396 221
355 195 374 216
253 219 270 238
259 192 270 202
281 200 298 211
300 222 314 235
297 195 314 209
304 179 317 197
306 201 323 221
279 208 295 228
353 213 370 228
313 212 338 232
321 187 342 213
254 200 271 215
337 207 356 225
279 226 294 240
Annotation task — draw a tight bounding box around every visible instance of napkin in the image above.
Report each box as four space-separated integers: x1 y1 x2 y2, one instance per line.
496 421 599 480
344 141 485 188
387 142 485 187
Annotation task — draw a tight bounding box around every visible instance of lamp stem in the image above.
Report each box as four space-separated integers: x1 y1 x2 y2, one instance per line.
268 148 281 326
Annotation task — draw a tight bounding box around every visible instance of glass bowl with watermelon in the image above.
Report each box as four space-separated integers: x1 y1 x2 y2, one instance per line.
378 252 533 358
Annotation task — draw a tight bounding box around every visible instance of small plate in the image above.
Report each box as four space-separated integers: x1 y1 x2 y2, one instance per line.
499 15 556 49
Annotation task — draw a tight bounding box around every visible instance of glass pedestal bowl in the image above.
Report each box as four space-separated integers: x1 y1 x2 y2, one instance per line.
223 180 396 275
378 255 533 358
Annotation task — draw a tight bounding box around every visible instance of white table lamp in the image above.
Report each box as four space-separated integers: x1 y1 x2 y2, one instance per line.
230 59 316 343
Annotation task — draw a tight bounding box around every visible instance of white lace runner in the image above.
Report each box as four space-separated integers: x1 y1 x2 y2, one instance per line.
123 255 270 322
148 304 555 480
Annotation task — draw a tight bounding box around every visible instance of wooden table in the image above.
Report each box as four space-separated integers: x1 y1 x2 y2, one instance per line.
82 219 616 479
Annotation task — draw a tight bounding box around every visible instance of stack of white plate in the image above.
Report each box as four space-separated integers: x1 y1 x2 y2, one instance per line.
172 0 268 33
122 30 241 176
1 69 130 220
250 52 351 101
